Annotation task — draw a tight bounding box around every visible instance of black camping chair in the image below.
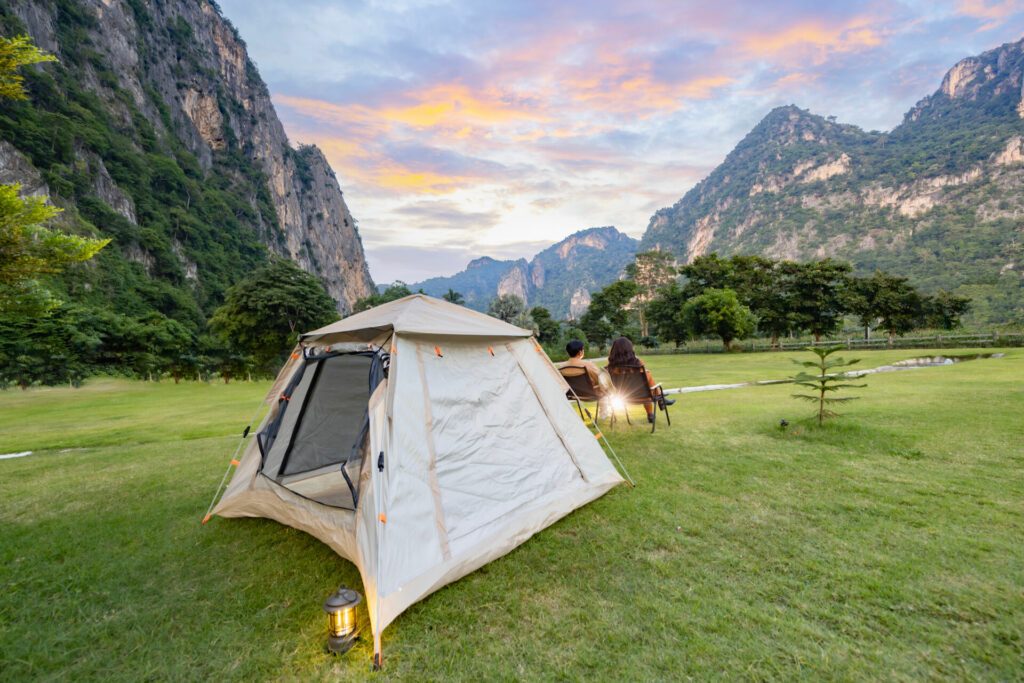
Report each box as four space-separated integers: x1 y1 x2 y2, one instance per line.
607 366 673 433
559 365 609 425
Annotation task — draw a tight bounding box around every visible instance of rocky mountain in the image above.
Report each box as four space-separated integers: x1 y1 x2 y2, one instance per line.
0 0 374 323
413 227 638 318
642 38 1024 324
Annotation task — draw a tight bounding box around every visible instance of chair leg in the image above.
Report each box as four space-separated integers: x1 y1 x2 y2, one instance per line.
650 405 656 433
624 406 632 425
663 403 671 426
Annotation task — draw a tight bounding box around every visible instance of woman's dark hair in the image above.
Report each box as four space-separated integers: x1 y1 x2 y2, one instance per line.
565 339 585 358
607 337 643 368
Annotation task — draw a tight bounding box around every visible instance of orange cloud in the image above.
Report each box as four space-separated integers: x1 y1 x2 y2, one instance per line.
743 17 883 64
956 0 1020 30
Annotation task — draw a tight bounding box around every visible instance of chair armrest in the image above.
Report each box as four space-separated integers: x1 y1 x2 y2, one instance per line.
650 383 662 390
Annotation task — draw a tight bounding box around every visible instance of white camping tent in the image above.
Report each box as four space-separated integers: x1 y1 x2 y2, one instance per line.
210 294 626 663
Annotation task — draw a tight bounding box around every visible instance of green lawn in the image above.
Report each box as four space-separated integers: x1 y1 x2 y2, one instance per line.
1 349 1022 680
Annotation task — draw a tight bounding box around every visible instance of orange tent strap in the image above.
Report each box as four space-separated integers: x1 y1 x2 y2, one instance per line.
230 459 240 466
488 346 495 356
378 513 387 524
594 432 603 440
434 346 443 357
201 513 211 525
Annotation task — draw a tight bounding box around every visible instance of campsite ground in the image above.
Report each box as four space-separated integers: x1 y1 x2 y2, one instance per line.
1 349 1022 680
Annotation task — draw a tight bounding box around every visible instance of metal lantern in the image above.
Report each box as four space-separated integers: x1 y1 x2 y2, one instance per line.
323 586 362 655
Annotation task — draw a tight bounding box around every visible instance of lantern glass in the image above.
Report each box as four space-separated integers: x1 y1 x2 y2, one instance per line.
323 587 362 655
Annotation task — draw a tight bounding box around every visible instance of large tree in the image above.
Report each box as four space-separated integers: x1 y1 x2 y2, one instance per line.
487 293 526 322
847 271 925 346
924 289 971 330
785 259 852 342
678 253 734 299
625 249 676 337
579 280 639 350
680 287 756 350
529 306 560 343
209 259 338 372
646 282 689 347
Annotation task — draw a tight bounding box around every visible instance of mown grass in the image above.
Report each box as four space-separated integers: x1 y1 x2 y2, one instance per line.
1 349 1022 680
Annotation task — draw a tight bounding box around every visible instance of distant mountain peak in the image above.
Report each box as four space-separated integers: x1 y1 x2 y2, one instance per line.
466 256 504 269
413 226 637 317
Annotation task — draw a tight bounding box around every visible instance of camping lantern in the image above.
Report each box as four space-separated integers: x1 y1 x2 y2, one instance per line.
323 587 361 655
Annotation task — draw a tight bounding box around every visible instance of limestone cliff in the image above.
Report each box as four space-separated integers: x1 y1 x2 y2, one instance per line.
413 227 638 318
2 0 373 313
641 37 1024 324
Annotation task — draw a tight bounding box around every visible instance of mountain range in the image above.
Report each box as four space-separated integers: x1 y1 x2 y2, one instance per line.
641 37 1024 324
412 227 638 318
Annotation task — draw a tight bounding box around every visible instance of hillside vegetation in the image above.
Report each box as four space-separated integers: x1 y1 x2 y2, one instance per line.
642 38 1024 325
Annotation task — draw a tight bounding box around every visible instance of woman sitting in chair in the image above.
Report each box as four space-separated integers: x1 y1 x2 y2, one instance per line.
606 336 674 424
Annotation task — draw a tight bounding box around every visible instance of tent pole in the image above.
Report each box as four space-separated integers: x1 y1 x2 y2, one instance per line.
201 399 267 523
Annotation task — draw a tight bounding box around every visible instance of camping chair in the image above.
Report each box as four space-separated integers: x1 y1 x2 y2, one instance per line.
559 365 609 426
608 366 672 433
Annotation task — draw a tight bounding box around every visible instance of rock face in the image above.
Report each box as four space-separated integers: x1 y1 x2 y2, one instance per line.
413 227 639 317
642 37 1024 324
2 0 373 313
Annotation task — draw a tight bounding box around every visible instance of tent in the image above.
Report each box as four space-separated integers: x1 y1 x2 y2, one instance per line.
208 294 627 664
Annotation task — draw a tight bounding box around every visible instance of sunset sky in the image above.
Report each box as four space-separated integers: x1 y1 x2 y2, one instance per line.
217 0 1024 284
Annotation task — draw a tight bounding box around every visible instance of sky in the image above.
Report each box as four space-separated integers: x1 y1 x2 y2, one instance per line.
217 0 1024 284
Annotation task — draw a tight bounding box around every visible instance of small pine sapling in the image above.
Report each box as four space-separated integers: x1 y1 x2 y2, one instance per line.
791 346 867 425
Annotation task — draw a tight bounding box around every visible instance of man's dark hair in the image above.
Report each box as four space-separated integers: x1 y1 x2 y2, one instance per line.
565 339 585 358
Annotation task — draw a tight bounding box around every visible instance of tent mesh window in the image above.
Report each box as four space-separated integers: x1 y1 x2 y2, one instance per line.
257 349 387 510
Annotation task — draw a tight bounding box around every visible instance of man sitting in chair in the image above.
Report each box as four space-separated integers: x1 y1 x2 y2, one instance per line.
556 339 612 404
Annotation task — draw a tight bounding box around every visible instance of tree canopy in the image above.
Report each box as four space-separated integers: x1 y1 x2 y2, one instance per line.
680 287 756 349
625 249 676 336
487 293 526 322
354 282 413 312
0 35 56 100
578 280 639 349
209 259 337 372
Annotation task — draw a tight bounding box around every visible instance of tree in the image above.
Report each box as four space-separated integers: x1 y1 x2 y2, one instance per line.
846 271 924 346
680 288 756 349
924 290 971 330
442 288 464 305
354 282 412 312
791 346 866 425
578 280 638 350
209 259 337 372
0 186 109 318
487 294 525 322
0 35 56 101
730 256 793 348
529 306 560 343
678 253 734 300
647 282 689 347
625 249 676 337
0 37 108 316
785 259 852 342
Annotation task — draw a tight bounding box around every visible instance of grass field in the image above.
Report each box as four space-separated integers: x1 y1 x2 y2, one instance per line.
1 349 1022 680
